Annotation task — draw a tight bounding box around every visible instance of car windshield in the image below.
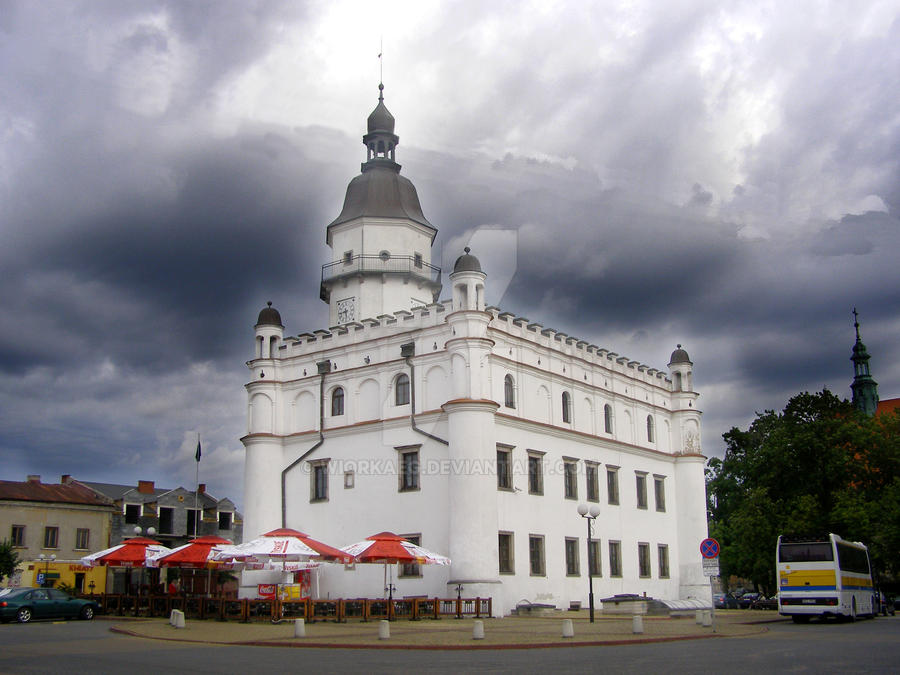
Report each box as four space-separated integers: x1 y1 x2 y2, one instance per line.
0 588 31 599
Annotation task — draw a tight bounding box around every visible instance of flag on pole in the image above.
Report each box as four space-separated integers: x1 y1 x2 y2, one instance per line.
195 439 202 462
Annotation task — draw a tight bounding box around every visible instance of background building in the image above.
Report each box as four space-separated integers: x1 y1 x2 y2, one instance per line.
0 475 114 591
240 87 709 615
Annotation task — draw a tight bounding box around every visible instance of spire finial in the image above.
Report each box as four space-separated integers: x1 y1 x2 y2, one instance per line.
378 38 384 100
853 307 860 340
464 246 471 254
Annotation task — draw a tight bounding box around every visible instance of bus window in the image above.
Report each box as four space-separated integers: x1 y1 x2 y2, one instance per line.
778 542 833 563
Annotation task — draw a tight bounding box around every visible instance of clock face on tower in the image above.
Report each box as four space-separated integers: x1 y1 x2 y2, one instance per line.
336 297 356 324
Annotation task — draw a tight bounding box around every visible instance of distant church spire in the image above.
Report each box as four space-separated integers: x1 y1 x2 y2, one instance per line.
850 308 879 416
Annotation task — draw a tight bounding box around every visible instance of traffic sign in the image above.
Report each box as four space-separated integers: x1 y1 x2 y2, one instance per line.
36 572 45 585
700 538 720 559
702 558 720 576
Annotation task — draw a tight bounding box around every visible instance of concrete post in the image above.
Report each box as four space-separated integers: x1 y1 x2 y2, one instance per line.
473 619 485 639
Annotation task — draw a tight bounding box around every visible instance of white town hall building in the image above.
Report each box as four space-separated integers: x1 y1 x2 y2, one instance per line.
240 85 710 615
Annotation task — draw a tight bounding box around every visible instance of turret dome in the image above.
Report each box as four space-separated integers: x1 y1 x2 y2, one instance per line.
453 247 482 273
256 301 283 328
669 344 691 366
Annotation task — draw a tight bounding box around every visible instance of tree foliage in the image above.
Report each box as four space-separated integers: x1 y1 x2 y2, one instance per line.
706 390 900 594
0 539 20 584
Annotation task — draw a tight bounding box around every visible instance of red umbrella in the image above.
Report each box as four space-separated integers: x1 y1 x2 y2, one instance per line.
81 537 170 568
341 532 450 565
151 536 232 569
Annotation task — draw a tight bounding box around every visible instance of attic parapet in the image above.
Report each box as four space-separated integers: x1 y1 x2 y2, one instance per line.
485 308 678 391
277 303 452 358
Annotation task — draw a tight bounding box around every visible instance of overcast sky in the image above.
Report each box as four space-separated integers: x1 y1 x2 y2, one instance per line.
2 0 898 512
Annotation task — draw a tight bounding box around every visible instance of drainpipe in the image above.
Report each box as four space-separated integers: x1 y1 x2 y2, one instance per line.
401 342 449 446
281 359 331 527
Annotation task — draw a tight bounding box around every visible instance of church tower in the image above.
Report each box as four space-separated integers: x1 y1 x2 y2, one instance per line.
850 308 879 416
320 84 442 326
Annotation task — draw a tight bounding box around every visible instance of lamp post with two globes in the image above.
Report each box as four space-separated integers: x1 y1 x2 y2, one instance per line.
577 503 601 622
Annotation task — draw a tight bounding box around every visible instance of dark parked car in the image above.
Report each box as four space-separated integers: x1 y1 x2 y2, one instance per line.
714 592 739 609
751 594 778 610
0 587 100 623
738 592 761 608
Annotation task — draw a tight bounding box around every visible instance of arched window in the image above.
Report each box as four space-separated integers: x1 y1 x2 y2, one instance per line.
647 415 655 443
504 374 515 408
604 404 613 434
562 391 572 424
395 373 410 406
674 372 682 391
331 387 344 416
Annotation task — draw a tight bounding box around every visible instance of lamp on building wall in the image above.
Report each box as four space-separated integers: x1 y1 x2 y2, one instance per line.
577 503 601 623
37 553 56 587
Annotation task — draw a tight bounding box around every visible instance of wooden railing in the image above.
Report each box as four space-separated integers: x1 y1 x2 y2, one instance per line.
83 594 492 622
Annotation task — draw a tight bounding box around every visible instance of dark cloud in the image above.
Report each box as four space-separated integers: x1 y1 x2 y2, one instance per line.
2 0 899 509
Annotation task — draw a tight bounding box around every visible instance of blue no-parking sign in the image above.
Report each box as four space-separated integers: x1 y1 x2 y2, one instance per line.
700 538 720 559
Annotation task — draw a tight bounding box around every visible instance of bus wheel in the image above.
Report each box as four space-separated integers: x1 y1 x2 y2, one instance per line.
791 615 810 624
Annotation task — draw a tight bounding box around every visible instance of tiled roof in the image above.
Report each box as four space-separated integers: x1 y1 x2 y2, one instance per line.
0 480 114 506
876 398 900 415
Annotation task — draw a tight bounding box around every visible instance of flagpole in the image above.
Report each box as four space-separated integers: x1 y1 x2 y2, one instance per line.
194 434 200 539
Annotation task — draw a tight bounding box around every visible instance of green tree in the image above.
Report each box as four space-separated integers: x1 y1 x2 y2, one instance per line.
707 389 900 591
0 539 20 584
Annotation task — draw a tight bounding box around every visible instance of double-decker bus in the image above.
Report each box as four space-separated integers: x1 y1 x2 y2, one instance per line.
777 534 874 622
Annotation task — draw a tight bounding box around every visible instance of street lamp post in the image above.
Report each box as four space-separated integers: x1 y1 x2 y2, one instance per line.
577 503 601 622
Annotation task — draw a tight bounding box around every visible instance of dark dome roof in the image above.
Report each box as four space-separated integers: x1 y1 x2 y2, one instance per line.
326 164 435 239
669 344 691 365
367 85 395 134
453 247 483 273
256 301 283 328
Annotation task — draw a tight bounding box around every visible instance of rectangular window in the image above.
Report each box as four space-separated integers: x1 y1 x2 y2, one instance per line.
344 471 355 489
638 542 651 578
158 507 174 534
11 525 25 547
565 537 580 576
311 460 329 502
609 540 622 577
75 528 90 550
124 503 140 524
343 250 353 264
414 252 423 268
586 462 599 502
498 532 514 574
527 452 544 495
43 526 59 549
563 459 578 500
589 539 602 576
529 535 545 576
218 511 232 531
186 509 200 536
399 534 421 577
658 544 670 578
654 476 666 512
607 467 619 505
497 447 512 490
636 473 648 509
399 449 420 491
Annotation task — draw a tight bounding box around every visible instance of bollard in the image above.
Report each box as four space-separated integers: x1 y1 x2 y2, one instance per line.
174 610 186 629
169 609 178 626
695 609 704 625
294 618 306 638
562 618 574 638
473 619 485 639
702 610 712 627
378 619 390 640
632 614 643 634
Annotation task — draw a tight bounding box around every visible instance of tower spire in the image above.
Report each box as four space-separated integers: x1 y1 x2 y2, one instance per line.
850 308 878 416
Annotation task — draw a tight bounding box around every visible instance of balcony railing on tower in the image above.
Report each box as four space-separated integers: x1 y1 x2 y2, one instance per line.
320 254 442 301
